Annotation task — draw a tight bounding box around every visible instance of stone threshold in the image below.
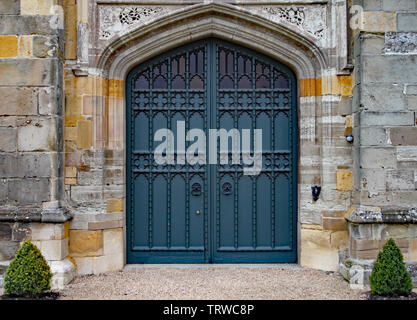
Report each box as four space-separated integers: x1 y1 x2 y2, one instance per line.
125 264 302 269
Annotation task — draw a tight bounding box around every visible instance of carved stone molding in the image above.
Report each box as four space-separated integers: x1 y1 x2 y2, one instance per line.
99 5 179 40
261 6 326 40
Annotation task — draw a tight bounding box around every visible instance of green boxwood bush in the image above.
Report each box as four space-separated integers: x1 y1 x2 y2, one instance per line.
4 240 52 297
369 238 412 297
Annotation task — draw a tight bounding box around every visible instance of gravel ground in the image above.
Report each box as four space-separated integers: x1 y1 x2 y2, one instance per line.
59 266 366 300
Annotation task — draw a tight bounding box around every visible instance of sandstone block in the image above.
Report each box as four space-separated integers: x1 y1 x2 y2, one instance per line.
0 35 17 58
69 230 103 257
336 170 353 191
76 120 92 150
106 198 123 213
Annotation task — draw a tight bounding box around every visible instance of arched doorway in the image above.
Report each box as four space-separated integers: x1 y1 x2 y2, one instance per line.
126 38 298 263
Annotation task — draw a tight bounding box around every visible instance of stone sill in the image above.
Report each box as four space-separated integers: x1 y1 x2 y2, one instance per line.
345 205 417 224
0 206 72 223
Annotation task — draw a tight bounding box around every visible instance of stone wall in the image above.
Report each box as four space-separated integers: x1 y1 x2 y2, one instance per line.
0 0 416 289
342 0 417 287
0 0 75 289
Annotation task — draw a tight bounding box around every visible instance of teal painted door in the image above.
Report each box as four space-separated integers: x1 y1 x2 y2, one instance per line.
126 39 298 263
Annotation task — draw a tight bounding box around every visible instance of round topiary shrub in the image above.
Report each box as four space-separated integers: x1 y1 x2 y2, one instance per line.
4 240 52 297
369 238 412 297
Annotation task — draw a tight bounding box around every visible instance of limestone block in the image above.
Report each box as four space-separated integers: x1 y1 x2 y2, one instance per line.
8 178 50 205
382 225 410 240
0 128 16 152
361 12 396 32
0 223 12 241
389 127 417 146
0 15 55 35
103 228 123 256
18 35 32 58
362 56 417 83
383 0 416 11
73 256 94 275
17 153 52 178
70 186 102 202
0 0 20 14
93 253 124 274
0 181 7 204
360 147 396 169
69 230 103 257
398 13 417 32
361 84 406 112
361 112 415 126
21 0 57 15
106 198 123 213
0 87 37 116
18 118 57 152
300 229 339 271
397 146 417 162
37 238 68 261
49 258 76 290
31 222 67 241
88 220 123 230
39 87 59 115
0 59 54 86
406 95 417 111
386 170 415 190
363 0 382 10
360 169 386 192
410 240 417 261
33 35 57 58
0 240 19 260
12 223 31 241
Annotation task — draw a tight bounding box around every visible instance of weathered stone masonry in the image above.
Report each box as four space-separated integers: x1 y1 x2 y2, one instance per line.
0 0 75 289
0 0 416 289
